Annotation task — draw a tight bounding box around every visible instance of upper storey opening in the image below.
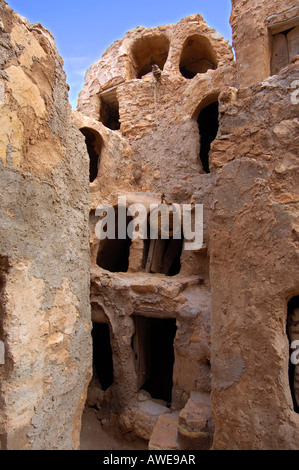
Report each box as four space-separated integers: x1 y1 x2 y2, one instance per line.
197 101 219 174
131 34 170 79
179 34 217 79
100 87 120 130
96 208 133 273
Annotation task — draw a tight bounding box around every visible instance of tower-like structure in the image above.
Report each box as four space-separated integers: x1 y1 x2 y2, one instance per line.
0 0 298 450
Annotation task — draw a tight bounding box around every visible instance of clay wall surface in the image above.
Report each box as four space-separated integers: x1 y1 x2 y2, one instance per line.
0 0 91 450
230 0 299 87
0 0 298 451
208 0 299 449
210 54 299 450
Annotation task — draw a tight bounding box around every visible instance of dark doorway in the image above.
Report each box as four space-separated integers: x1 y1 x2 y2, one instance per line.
132 317 177 405
92 323 113 391
80 127 102 183
96 210 133 273
287 296 299 413
197 102 219 173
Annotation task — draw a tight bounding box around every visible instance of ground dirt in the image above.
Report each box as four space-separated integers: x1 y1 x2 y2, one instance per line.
80 407 148 450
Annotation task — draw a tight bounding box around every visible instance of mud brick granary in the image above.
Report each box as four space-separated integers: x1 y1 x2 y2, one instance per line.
0 0 298 450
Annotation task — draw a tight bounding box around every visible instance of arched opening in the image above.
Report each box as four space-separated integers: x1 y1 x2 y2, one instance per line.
179 35 217 79
132 316 177 405
131 34 170 79
80 127 102 183
96 208 133 273
287 296 299 413
197 101 219 174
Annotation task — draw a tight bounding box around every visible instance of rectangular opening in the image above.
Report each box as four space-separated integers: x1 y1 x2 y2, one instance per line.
92 323 113 391
99 87 120 130
143 238 183 276
268 14 299 75
132 316 177 406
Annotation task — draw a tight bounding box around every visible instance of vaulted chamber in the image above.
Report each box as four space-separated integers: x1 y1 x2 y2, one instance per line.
131 34 170 79
179 35 217 79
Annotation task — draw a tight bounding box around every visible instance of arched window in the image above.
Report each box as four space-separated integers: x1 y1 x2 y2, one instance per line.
80 127 102 182
287 296 299 413
131 34 170 79
179 35 217 79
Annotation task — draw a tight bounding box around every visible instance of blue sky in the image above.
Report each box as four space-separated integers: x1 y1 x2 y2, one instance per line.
8 1 233 108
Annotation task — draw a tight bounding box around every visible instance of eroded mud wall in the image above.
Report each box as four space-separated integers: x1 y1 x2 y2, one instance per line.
0 1 91 450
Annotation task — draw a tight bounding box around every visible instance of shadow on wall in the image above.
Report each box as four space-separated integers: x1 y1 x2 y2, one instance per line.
197 101 219 174
131 34 170 79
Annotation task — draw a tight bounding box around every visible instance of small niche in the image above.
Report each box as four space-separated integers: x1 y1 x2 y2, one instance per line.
80 127 102 182
179 35 217 79
92 322 113 391
132 316 177 404
100 87 120 130
197 102 219 174
287 296 299 413
96 209 133 273
131 34 170 79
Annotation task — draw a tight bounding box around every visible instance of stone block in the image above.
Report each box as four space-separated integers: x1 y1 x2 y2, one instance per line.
149 413 180 450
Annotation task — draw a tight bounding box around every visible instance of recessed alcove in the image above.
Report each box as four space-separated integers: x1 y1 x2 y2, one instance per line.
197 101 219 173
131 34 170 79
96 209 133 273
270 23 299 75
141 208 183 276
143 238 183 276
92 322 114 391
179 35 217 79
100 88 120 130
